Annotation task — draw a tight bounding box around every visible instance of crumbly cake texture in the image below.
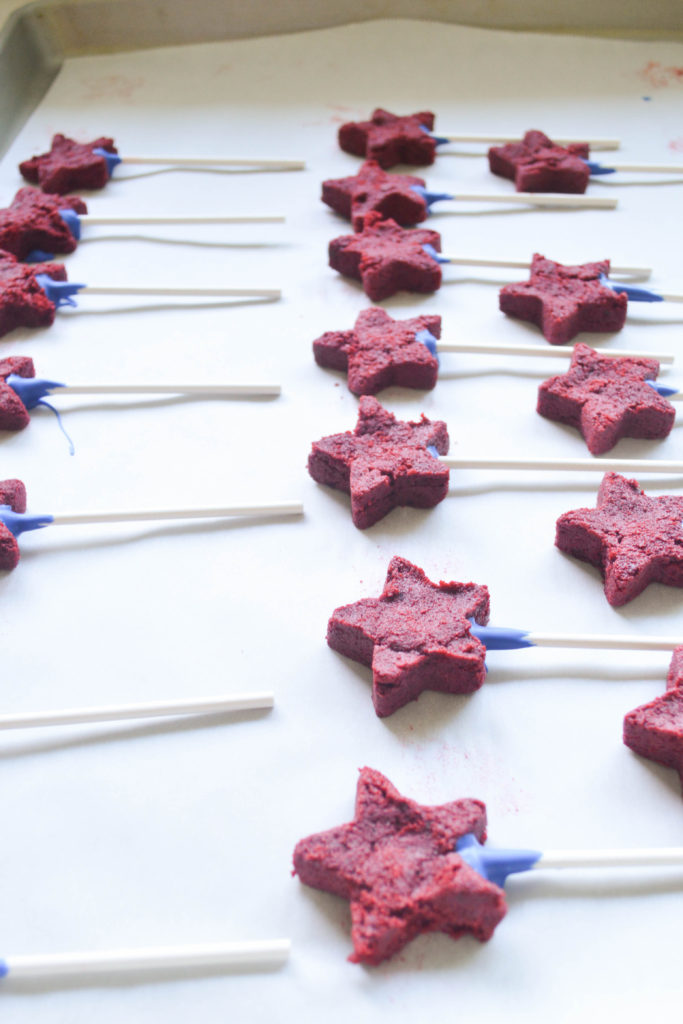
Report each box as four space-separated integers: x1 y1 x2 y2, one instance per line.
499 254 627 345
555 473 683 606
488 130 590 193
0 356 36 431
19 134 118 194
313 307 441 395
322 160 428 229
338 108 437 169
0 250 67 338
537 343 675 454
328 212 442 301
623 647 683 794
327 556 490 716
0 189 87 261
0 478 26 571
293 767 506 965
307 396 449 530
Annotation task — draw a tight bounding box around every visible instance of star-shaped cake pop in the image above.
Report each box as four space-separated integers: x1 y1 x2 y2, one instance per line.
0 356 36 431
555 473 683 606
322 160 428 229
307 396 449 529
537 343 675 454
0 188 87 260
293 766 506 964
338 108 437 168
313 307 441 395
327 556 490 715
328 212 442 301
19 134 118 194
499 254 627 345
623 647 683 793
0 250 67 339
0 478 26 570
488 130 590 193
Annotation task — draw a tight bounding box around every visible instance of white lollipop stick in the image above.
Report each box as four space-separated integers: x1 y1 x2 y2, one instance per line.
78 285 280 299
436 255 650 277
594 161 683 173
436 133 620 150
0 939 290 980
78 214 285 226
0 692 274 730
48 383 281 397
48 501 303 526
521 632 682 651
439 455 683 473
536 847 683 869
120 156 304 170
434 341 673 363
447 192 617 209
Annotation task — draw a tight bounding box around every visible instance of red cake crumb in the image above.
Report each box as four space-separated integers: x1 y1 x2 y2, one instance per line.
308 396 449 530
499 254 627 345
19 134 118 194
624 647 683 794
329 212 442 301
327 556 490 716
488 130 591 193
0 356 36 431
537 343 675 454
0 250 67 338
322 160 428 229
338 108 437 168
0 478 26 571
555 473 683 606
313 307 440 395
293 767 506 964
0 188 87 261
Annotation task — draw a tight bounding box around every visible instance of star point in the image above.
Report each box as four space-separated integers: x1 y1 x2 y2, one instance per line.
538 343 675 453
307 396 449 529
327 556 490 716
293 767 506 965
499 254 627 345
329 212 442 301
555 472 683 605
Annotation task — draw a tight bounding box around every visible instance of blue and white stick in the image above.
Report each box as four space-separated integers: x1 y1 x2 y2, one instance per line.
0 939 290 982
27 208 285 261
411 184 616 211
35 275 280 307
420 245 648 279
599 275 683 305
419 128 620 151
436 453 683 474
584 158 683 176
93 147 304 175
457 833 683 887
468 622 680 653
414 328 672 364
6 374 281 405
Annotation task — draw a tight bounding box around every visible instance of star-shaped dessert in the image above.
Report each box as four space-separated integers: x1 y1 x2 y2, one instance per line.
623 647 683 793
555 473 683 606
293 767 506 964
327 556 490 716
537 343 675 454
338 108 437 168
313 307 441 395
499 254 627 345
488 130 590 193
307 396 449 529
0 478 26 570
19 133 118 194
0 356 36 432
0 188 87 260
329 212 442 301
322 160 428 229
0 250 67 339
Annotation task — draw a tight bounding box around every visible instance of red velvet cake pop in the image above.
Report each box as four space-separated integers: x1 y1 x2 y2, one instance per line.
488 130 590 193
19 134 118 194
338 108 437 168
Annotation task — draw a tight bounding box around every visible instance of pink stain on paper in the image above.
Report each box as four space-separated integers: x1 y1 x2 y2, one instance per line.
638 61 683 89
80 75 146 102
669 137 683 153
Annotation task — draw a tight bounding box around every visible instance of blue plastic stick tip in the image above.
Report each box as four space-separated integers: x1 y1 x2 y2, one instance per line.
599 274 664 303
58 208 82 240
6 376 65 410
34 275 85 309
25 249 56 263
467 621 534 651
456 833 542 887
0 959 8 979
415 328 439 358
0 507 54 537
92 147 122 177
645 379 679 398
